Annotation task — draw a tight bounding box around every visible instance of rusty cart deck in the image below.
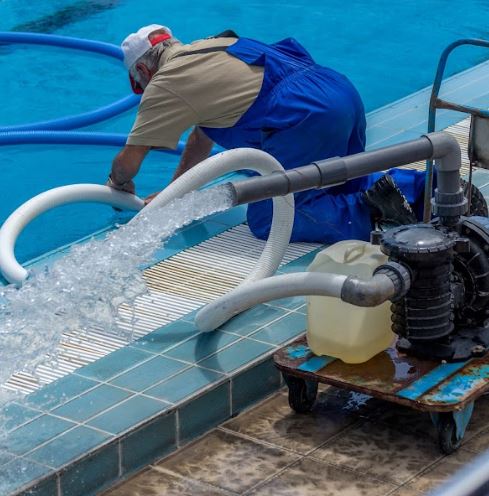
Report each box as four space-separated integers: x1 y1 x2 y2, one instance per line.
274 336 489 454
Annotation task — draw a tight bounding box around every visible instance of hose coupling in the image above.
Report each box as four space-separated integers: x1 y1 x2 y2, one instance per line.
373 261 412 301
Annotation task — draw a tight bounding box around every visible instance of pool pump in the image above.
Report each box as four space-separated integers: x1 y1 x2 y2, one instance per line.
224 131 489 362
374 217 489 361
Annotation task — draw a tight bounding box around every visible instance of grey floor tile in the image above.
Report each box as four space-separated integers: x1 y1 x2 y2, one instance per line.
388 487 424 496
310 420 443 485
461 423 489 453
367 402 435 437
104 467 235 496
308 385 380 414
156 429 299 493
249 458 397 496
223 387 362 455
371 396 489 449
407 449 477 494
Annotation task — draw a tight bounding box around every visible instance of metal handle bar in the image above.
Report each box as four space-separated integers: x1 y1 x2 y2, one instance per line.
423 38 489 222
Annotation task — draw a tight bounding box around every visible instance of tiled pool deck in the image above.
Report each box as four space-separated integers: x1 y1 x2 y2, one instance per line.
104 384 489 496
1 59 489 495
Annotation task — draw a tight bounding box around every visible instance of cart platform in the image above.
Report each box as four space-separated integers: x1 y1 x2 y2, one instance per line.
274 336 489 453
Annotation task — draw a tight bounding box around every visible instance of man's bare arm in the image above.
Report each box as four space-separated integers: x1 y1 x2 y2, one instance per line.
108 144 150 193
172 127 214 181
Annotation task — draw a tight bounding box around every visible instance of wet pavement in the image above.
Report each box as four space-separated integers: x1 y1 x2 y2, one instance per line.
104 384 489 495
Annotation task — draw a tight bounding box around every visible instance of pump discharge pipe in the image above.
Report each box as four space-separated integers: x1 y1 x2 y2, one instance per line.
195 132 464 331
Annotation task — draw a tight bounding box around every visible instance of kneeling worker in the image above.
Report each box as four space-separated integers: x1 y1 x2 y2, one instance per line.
107 24 427 243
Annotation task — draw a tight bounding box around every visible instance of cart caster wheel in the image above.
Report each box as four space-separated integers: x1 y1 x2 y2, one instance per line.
438 413 462 454
283 374 318 413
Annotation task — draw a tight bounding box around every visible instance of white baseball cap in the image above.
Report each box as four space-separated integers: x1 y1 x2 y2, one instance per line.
121 24 173 70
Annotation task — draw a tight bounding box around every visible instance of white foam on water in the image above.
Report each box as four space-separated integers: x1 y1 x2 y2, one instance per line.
0 185 233 424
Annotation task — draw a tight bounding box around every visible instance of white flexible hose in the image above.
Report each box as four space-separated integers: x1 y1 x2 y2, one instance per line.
196 273 348 331
135 148 295 282
0 185 144 286
0 148 295 330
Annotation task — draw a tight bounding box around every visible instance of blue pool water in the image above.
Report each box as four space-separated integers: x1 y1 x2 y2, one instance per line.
1 0 489 263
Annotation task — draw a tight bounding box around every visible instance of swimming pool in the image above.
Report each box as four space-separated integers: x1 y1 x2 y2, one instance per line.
1 0 489 262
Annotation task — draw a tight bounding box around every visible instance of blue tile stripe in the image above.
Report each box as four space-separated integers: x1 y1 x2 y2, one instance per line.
397 361 469 400
297 355 336 373
424 363 489 404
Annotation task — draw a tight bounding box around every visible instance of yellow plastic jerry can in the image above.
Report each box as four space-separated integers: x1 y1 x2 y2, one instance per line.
307 240 395 364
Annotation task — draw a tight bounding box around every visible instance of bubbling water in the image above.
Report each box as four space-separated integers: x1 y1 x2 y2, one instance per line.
0 185 234 398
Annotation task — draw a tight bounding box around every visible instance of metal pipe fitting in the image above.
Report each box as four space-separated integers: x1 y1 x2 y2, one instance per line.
341 262 411 307
424 133 467 224
341 273 397 307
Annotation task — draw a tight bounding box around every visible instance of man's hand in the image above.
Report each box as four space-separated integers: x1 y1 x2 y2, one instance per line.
107 144 150 195
106 175 136 195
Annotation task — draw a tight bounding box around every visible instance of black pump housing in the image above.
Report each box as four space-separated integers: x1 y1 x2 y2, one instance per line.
378 216 489 361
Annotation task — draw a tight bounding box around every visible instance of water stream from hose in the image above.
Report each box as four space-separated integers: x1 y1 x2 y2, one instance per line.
0 185 233 430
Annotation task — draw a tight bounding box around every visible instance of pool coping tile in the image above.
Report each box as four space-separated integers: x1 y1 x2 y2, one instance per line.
26 425 111 469
249 312 306 346
86 394 172 435
0 457 53 496
109 355 189 392
73 346 154 382
51 384 132 423
0 402 44 433
163 329 242 364
196 337 276 375
25 374 100 411
3 414 76 456
131 319 201 354
144 365 226 404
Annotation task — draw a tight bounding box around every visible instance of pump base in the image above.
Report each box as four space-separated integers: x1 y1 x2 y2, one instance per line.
396 324 489 362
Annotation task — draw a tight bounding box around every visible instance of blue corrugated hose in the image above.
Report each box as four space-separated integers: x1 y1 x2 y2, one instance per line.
0 131 183 153
0 131 223 157
0 31 140 131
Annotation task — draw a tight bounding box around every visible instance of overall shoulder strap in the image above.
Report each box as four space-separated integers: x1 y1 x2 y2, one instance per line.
172 45 231 58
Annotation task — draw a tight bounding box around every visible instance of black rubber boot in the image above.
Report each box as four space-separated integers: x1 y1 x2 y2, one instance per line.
363 174 417 229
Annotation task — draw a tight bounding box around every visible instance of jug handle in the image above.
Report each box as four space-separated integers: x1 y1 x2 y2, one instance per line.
343 243 366 263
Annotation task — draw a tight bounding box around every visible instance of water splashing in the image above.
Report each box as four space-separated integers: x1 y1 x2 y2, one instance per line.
0 185 233 401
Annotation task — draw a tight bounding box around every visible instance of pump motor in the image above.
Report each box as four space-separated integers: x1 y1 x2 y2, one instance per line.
376 216 489 361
